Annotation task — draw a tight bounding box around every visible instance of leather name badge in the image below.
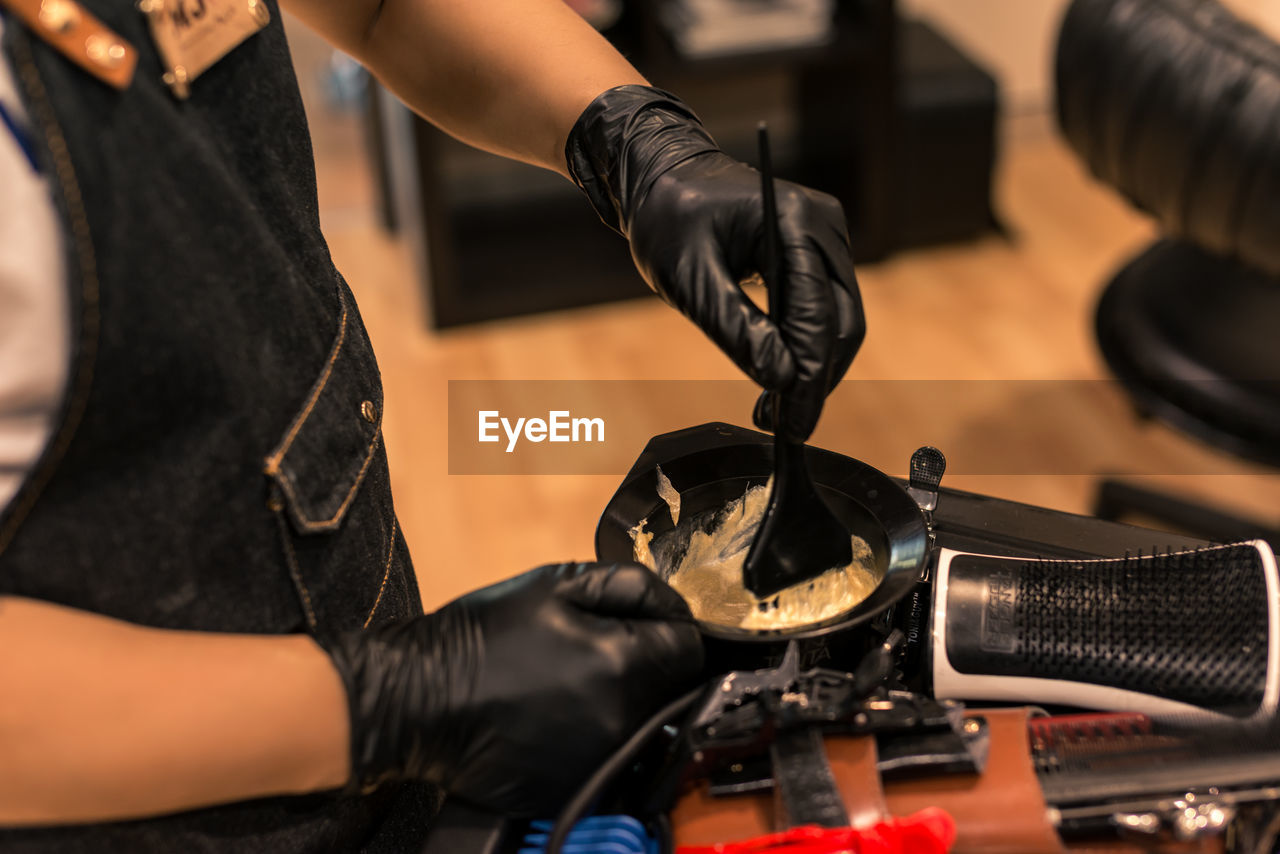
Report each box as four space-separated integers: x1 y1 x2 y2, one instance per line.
137 0 268 99
0 0 137 89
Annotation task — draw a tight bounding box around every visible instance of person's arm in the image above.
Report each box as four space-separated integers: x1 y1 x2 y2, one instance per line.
0 596 349 826
281 0 645 175
0 563 703 825
285 0 865 439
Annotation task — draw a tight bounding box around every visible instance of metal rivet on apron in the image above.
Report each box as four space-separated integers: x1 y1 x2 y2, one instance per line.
38 0 81 34
247 0 269 26
360 400 378 424
85 34 127 68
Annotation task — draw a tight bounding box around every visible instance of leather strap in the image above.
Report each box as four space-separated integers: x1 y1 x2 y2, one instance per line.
882 708 1066 853
0 0 136 90
770 727 852 829
670 731 889 846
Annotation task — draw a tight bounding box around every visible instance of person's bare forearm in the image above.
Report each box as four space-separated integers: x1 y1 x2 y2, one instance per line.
282 0 647 175
0 596 349 826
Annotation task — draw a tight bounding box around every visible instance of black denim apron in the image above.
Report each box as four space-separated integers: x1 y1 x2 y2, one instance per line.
0 2 439 849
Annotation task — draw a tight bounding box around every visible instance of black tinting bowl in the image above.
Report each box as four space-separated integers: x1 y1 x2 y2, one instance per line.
595 423 928 672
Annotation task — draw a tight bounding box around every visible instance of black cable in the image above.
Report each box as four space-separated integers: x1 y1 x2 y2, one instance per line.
652 812 675 854
545 685 705 854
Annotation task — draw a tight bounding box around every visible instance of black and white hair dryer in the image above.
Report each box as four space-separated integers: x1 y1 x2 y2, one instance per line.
928 540 1280 720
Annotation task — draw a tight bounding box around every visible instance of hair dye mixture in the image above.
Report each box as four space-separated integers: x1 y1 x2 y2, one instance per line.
630 476 880 631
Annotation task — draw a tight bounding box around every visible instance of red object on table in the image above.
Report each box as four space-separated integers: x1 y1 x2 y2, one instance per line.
675 807 957 854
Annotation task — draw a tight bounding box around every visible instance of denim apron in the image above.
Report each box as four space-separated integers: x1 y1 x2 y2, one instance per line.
0 1 439 849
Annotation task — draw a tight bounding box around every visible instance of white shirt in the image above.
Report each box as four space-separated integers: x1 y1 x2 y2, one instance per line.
0 17 70 513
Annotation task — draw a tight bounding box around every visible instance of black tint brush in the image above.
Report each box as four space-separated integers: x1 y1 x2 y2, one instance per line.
742 124 853 599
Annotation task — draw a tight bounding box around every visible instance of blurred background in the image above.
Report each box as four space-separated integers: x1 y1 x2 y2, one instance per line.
283 0 1280 609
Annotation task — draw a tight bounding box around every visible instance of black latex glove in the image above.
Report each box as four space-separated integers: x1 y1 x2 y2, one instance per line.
322 561 703 817
566 85 865 442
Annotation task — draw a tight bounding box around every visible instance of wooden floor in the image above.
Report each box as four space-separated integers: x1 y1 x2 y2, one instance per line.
290 35 1280 610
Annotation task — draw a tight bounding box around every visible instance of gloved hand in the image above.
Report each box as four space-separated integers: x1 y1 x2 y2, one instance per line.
566 85 865 442
322 561 704 816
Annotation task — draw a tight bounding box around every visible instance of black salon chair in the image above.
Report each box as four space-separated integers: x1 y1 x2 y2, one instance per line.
1054 0 1280 547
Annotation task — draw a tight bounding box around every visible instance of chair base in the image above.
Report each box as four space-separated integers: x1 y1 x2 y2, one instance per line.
1096 239 1280 467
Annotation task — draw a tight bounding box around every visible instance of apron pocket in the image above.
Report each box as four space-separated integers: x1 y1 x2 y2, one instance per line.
262 293 412 632
264 297 383 534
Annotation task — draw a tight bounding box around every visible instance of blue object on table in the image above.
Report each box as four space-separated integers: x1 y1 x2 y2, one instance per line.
0 11 40 174
0 97 39 173
518 815 658 854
